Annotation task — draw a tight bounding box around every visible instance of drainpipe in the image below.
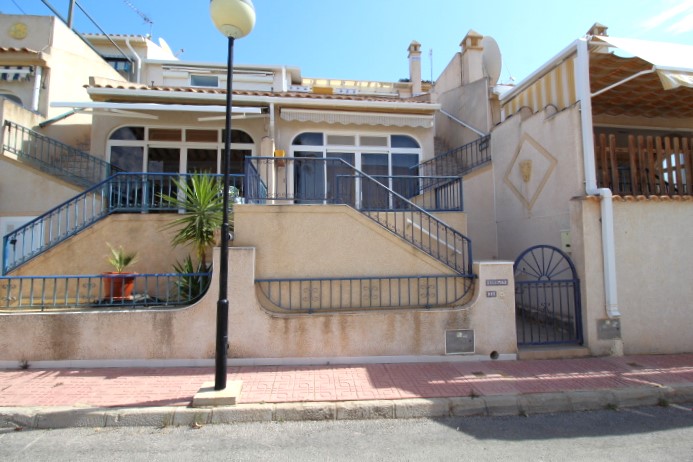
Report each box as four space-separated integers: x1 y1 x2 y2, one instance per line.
31 66 43 112
124 38 142 84
269 102 276 142
577 37 621 320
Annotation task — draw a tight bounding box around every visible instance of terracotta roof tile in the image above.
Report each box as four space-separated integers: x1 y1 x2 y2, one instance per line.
0 47 39 54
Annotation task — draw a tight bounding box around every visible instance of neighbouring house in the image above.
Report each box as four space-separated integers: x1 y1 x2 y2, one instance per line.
434 24 693 356
0 15 128 265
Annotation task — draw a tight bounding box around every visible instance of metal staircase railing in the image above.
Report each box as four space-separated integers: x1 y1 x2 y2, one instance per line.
2 121 119 188
2 172 244 275
245 157 474 276
416 135 491 178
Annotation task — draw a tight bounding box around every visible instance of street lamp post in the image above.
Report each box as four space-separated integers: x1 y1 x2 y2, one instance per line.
209 0 256 391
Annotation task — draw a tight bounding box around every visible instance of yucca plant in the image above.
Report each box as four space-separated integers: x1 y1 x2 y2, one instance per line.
172 255 211 301
159 174 226 269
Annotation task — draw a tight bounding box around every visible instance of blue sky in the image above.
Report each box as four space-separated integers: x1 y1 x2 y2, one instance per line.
4 0 693 84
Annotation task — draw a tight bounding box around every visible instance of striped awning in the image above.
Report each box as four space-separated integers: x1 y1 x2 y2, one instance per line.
502 58 577 117
281 108 434 128
0 66 33 81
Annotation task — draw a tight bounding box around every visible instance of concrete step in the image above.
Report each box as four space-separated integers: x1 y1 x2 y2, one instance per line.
517 345 591 360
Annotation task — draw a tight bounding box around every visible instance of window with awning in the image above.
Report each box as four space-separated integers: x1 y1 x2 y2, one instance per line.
0 66 33 81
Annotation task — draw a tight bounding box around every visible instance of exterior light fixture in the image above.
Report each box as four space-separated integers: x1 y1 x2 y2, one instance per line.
209 0 256 391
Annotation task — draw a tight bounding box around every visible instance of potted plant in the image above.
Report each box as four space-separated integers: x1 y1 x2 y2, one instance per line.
102 243 138 300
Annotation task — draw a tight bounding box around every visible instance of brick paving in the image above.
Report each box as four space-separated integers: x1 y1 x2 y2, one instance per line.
0 354 692 408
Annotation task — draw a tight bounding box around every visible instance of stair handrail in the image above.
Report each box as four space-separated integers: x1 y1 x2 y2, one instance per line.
2 172 244 274
245 156 474 276
2 120 119 187
415 134 491 178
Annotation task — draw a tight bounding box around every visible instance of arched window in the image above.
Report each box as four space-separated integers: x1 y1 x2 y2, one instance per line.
290 132 422 205
107 126 255 174
0 92 23 106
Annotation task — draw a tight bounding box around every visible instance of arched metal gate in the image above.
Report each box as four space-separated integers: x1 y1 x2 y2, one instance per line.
514 245 583 346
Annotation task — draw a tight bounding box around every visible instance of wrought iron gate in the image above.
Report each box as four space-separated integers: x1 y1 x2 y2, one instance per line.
514 245 583 346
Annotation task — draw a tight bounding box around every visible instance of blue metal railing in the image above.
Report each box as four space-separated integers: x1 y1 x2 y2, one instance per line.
256 274 474 313
416 135 491 178
0 271 211 310
365 175 463 212
245 157 473 276
2 121 119 187
2 172 245 274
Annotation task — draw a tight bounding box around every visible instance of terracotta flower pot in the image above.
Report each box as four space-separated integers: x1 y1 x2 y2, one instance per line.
102 272 136 300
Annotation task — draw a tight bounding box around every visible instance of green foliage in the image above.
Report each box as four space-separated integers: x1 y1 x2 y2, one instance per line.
172 255 210 301
159 174 227 268
106 243 137 273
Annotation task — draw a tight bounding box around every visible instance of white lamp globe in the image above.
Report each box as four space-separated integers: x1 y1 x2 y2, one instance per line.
210 0 256 39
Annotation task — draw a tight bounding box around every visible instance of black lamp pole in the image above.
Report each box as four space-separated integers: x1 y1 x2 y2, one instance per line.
215 35 235 391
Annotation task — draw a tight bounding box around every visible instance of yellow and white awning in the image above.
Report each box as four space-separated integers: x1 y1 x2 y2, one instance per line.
593 36 693 91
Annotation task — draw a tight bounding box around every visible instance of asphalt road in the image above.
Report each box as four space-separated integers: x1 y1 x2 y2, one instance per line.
1 404 692 461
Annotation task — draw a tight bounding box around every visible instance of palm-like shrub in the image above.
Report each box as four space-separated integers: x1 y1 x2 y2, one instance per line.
106 243 138 273
159 174 225 269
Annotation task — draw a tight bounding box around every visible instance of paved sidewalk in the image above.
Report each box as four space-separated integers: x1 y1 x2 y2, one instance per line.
1 354 692 428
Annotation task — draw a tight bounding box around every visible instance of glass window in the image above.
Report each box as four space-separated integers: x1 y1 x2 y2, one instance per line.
0 93 23 105
228 149 250 176
186 130 218 142
149 128 182 142
221 129 254 144
190 75 219 87
188 149 217 174
361 136 388 147
326 134 355 146
361 153 390 210
110 146 143 171
391 135 420 148
110 126 144 141
292 132 324 146
294 151 325 203
148 147 180 173
392 153 420 201
327 152 355 205
392 153 419 176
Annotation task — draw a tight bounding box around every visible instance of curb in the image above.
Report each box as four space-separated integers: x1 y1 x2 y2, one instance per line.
1 385 692 429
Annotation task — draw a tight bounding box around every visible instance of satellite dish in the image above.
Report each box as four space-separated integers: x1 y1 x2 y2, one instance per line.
481 36 502 86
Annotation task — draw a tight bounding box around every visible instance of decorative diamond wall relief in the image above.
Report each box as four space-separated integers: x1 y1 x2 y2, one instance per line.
504 133 557 210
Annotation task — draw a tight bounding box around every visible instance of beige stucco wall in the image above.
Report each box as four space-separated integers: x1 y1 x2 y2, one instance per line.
571 198 693 355
613 199 693 354
0 247 516 364
434 78 490 151
233 204 459 279
0 99 43 131
0 156 82 216
1 15 125 148
11 214 192 277
1 16 124 113
491 106 584 262
462 164 498 260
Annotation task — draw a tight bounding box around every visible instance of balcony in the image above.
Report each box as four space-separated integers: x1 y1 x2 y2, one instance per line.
595 133 692 196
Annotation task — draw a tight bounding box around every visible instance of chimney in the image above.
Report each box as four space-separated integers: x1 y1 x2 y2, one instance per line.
408 40 422 95
587 22 608 36
460 30 484 85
